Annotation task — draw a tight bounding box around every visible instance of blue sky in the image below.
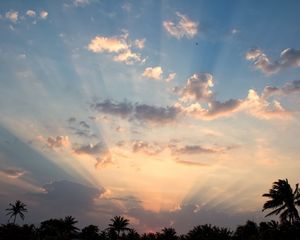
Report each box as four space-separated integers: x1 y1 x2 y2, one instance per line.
1 0 300 234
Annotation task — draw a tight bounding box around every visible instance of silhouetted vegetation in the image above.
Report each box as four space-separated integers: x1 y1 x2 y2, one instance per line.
1 179 300 240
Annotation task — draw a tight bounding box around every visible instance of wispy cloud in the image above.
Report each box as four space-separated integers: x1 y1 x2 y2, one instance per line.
0 168 25 178
163 12 198 39
73 0 90 7
245 48 300 75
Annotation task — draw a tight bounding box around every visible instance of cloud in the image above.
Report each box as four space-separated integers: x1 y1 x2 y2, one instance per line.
92 100 180 124
26 10 36 17
175 160 209 167
143 66 163 80
88 36 129 53
74 142 105 155
245 48 300 75
29 180 103 217
67 118 97 138
134 104 179 124
0 168 25 178
73 0 90 7
92 100 133 118
113 49 142 64
39 10 48 20
179 73 214 102
240 89 290 119
5 11 18 23
169 143 233 156
46 136 70 149
73 142 113 168
88 33 144 64
79 121 90 129
132 140 164 155
163 12 198 39
262 80 300 98
135 39 145 49
165 72 176 82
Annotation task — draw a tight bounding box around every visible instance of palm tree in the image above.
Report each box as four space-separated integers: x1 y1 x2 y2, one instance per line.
5 200 28 224
262 179 300 224
108 216 130 239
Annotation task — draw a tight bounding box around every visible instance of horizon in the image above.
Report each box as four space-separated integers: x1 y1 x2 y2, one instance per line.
1 0 300 234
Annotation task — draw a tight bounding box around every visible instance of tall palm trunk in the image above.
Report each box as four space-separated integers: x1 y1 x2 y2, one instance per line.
13 214 17 224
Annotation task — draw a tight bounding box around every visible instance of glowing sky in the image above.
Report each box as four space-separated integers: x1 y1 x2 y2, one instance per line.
1 0 300 234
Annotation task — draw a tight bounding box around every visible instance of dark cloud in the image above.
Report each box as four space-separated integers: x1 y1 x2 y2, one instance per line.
134 104 179 123
73 142 112 168
92 100 180 124
74 142 105 155
67 117 76 124
80 121 90 129
132 140 165 155
262 80 300 98
92 100 133 118
67 118 97 138
170 144 225 155
206 100 242 118
179 73 214 102
26 180 104 223
245 48 300 75
46 136 70 149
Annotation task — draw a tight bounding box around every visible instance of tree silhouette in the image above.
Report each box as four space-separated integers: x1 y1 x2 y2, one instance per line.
108 216 130 239
81 224 99 240
159 227 177 240
62 215 79 235
262 179 300 224
5 200 28 224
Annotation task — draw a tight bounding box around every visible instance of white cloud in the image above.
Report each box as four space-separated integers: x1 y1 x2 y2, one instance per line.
88 33 144 64
163 12 198 39
88 36 129 53
241 89 291 119
113 49 141 64
26 10 36 17
40 10 48 19
5 11 18 23
142 66 163 80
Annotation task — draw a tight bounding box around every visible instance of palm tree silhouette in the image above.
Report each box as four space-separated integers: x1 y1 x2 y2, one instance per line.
262 179 300 223
5 200 28 224
108 216 130 239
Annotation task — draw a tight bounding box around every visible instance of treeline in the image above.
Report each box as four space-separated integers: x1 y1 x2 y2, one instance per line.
0 218 300 240
1 178 299 240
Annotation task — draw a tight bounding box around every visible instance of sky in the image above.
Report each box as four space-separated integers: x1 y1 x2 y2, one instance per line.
0 0 300 234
